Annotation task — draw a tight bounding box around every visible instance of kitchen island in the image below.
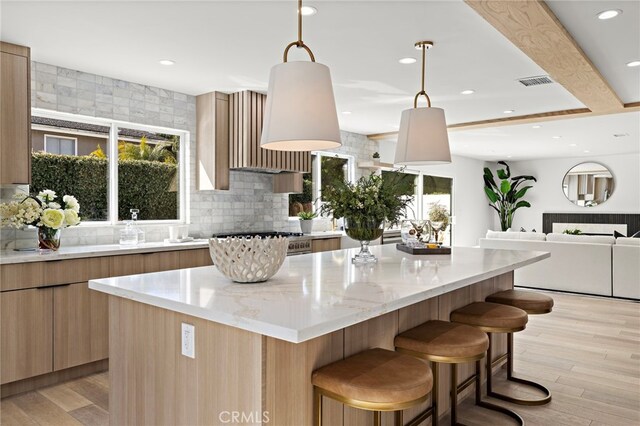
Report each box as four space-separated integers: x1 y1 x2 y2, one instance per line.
90 245 549 426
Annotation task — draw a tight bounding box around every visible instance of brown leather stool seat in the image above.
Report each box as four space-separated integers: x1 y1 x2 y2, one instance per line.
395 320 523 425
395 320 488 362
312 348 433 426
486 290 554 314
450 302 528 333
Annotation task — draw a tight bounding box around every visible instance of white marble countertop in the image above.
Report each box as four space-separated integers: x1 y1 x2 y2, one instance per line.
0 240 211 265
0 232 345 265
89 245 549 343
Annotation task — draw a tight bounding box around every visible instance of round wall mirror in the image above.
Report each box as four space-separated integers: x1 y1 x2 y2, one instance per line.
562 162 614 207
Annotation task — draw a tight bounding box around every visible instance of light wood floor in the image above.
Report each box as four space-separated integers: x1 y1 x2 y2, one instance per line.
1 291 638 426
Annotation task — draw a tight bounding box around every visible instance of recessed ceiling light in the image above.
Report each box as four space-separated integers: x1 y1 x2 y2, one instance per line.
503 110 515 114
399 57 417 64
507 155 513 158
597 9 621 20
341 111 352 115
584 150 591 153
552 136 562 139
569 143 577 147
627 60 640 67
300 6 317 16
461 89 475 95
159 59 175 66
532 125 541 129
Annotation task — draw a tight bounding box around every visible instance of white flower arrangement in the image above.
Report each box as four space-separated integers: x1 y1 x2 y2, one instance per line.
0 190 82 230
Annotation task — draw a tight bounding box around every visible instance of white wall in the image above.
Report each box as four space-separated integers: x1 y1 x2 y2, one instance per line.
379 141 494 247
502 153 640 232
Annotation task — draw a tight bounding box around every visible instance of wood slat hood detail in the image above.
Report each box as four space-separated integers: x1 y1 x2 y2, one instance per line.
229 90 311 173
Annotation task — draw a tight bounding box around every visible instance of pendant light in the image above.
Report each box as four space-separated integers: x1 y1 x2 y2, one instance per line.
260 0 341 151
394 41 451 165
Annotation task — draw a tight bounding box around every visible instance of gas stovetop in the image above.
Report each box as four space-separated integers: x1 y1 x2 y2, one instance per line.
211 231 303 239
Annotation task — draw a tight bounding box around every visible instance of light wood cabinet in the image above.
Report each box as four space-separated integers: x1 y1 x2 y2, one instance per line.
273 172 303 193
0 262 44 291
0 42 31 185
312 238 341 253
179 248 212 269
142 251 181 273
1 288 53 384
53 282 109 371
196 91 229 190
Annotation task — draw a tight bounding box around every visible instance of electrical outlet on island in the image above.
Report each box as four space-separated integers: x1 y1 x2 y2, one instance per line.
181 323 195 358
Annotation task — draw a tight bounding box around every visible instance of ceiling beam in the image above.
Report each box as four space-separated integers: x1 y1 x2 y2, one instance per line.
464 0 623 112
367 103 640 141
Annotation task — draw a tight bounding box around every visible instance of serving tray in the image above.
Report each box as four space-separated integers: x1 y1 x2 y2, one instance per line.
396 244 452 255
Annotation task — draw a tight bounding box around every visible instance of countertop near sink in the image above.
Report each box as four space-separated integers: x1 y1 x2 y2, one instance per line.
0 231 344 265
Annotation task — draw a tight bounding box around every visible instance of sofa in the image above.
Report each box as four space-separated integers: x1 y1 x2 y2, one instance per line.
613 238 640 299
480 231 615 296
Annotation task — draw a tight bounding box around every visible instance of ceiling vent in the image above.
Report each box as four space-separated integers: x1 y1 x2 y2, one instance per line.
517 75 554 87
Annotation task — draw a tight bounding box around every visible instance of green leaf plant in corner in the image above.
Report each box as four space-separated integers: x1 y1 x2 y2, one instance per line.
483 161 537 231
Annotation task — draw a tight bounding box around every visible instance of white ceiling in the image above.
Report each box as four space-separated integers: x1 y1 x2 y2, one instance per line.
1 0 638 160
448 111 640 161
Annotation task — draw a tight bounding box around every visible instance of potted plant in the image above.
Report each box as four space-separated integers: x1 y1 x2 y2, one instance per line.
428 202 450 244
372 152 380 164
483 161 536 231
0 190 81 251
297 211 316 234
320 172 413 263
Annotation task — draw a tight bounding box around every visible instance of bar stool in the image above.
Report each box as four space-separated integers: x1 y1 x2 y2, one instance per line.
484 289 553 405
312 347 434 426
395 320 523 426
451 301 551 409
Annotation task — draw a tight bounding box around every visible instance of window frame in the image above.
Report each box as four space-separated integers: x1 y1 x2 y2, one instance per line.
313 151 356 205
43 134 78 156
32 108 190 226
421 173 454 245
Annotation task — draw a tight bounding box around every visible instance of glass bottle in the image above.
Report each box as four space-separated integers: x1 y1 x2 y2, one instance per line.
130 209 145 243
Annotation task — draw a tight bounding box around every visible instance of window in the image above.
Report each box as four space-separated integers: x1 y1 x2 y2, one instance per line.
423 175 453 245
381 170 419 220
31 109 188 223
44 135 77 155
288 152 354 216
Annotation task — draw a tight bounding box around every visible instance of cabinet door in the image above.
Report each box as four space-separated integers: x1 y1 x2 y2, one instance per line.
0 50 31 185
53 282 109 370
312 238 341 253
179 249 213 269
1 288 53 384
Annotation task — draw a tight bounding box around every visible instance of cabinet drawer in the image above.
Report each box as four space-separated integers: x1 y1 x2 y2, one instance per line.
1 288 53 384
0 262 45 291
179 249 213 269
44 257 110 286
311 238 341 253
110 254 145 277
143 251 181 273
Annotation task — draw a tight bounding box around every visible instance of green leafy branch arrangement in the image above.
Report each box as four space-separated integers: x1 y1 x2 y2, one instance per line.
319 171 413 226
483 161 537 231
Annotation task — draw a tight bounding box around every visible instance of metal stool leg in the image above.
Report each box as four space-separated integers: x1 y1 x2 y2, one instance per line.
313 387 323 426
487 333 551 406
395 410 404 426
374 411 382 426
474 359 524 425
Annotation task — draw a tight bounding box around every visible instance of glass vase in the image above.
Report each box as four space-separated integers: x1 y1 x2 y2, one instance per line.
344 218 384 263
37 226 61 251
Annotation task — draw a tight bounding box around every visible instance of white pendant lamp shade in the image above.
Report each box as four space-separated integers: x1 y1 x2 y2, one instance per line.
261 61 341 151
394 106 451 165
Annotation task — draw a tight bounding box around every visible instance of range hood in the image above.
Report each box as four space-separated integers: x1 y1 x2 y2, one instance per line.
229 91 311 174
196 90 310 192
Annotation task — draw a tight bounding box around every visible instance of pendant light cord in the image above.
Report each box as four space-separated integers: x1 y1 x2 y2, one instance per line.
414 43 432 108
283 0 316 63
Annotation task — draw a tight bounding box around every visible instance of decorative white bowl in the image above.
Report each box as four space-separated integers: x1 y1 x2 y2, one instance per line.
208 236 288 283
